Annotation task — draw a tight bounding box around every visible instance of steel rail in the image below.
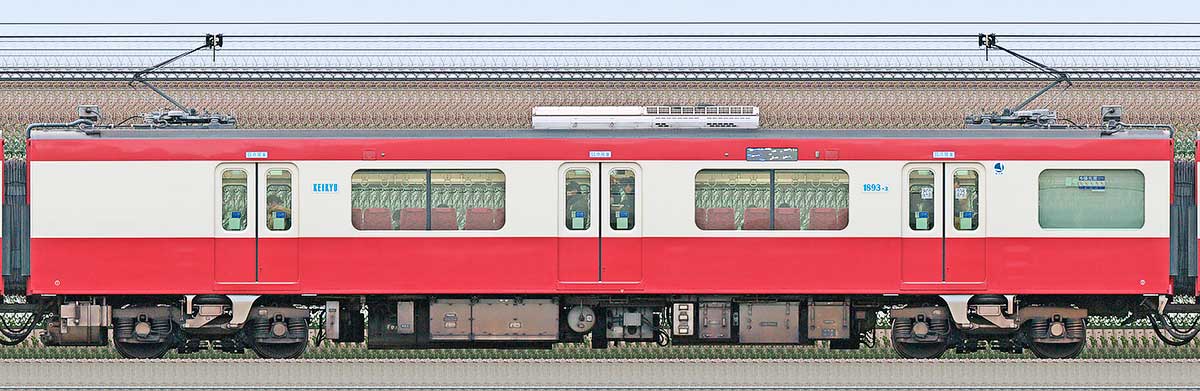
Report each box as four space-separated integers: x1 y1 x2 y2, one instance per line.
0 386 1195 390
0 359 1194 390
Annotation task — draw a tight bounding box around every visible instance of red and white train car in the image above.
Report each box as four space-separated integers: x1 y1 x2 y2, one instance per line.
16 120 1177 358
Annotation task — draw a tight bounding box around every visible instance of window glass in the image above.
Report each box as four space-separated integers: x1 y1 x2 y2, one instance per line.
351 170 427 230
609 169 636 230
351 169 505 231
565 168 592 230
1038 169 1144 229
908 169 935 231
953 169 980 231
221 169 248 231
265 169 293 231
774 169 850 230
430 170 506 230
694 170 770 230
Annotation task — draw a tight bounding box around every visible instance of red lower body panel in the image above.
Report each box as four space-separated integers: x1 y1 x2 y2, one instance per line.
299 237 558 293
557 237 598 282
214 238 255 282
258 238 298 283
900 238 942 283
31 238 217 294
27 236 1169 295
946 238 987 283
983 237 1167 294
601 237 643 283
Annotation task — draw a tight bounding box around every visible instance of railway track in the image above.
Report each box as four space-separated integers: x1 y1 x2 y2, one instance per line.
0 359 1196 390
3 388 1199 391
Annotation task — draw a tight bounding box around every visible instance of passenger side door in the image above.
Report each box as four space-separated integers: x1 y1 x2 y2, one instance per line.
899 162 986 287
557 164 601 283
213 162 299 288
556 162 644 285
256 163 299 283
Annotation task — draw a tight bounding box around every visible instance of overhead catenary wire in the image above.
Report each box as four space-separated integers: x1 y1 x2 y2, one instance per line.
3 20 1200 25
1 32 1199 81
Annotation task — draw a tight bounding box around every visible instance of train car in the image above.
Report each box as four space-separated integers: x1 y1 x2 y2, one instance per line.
12 105 1186 360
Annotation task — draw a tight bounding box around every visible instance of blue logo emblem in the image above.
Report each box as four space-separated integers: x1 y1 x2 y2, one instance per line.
993 162 1005 175
312 183 338 193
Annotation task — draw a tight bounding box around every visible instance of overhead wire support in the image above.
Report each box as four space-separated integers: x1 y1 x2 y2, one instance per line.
979 33 1072 113
129 33 222 112
113 33 235 129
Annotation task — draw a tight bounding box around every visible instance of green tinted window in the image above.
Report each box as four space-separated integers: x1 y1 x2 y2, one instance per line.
1038 169 1144 229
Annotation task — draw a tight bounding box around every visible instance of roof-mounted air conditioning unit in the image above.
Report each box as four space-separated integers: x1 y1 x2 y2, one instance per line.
532 106 760 130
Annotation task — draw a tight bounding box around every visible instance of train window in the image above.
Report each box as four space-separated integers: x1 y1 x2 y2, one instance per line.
351 170 427 230
952 169 979 231
265 169 293 231
351 169 505 231
908 169 935 231
609 169 636 230
694 170 771 230
430 170 506 230
774 170 850 230
565 168 592 230
1038 169 1145 229
220 169 248 231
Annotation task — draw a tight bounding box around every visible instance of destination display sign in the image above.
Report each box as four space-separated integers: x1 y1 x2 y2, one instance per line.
746 147 799 161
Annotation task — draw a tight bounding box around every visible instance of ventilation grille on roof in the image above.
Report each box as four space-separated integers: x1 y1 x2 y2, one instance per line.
644 106 758 115
532 105 760 130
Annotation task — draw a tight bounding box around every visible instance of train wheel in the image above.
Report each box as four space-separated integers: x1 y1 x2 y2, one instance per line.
1029 339 1085 359
1026 317 1086 359
892 336 949 359
113 339 173 359
112 309 178 359
890 311 951 359
246 323 309 359
248 338 308 359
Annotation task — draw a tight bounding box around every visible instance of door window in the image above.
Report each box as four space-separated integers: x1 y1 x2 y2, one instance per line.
609 169 636 230
265 169 293 231
564 168 591 230
952 169 979 231
221 169 248 231
908 169 935 231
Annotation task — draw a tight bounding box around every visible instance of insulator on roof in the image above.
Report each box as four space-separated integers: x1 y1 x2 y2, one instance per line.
964 109 1060 129
136 109 236 129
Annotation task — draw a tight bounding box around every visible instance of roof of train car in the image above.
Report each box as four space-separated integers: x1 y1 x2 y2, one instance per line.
29 128 1172 140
